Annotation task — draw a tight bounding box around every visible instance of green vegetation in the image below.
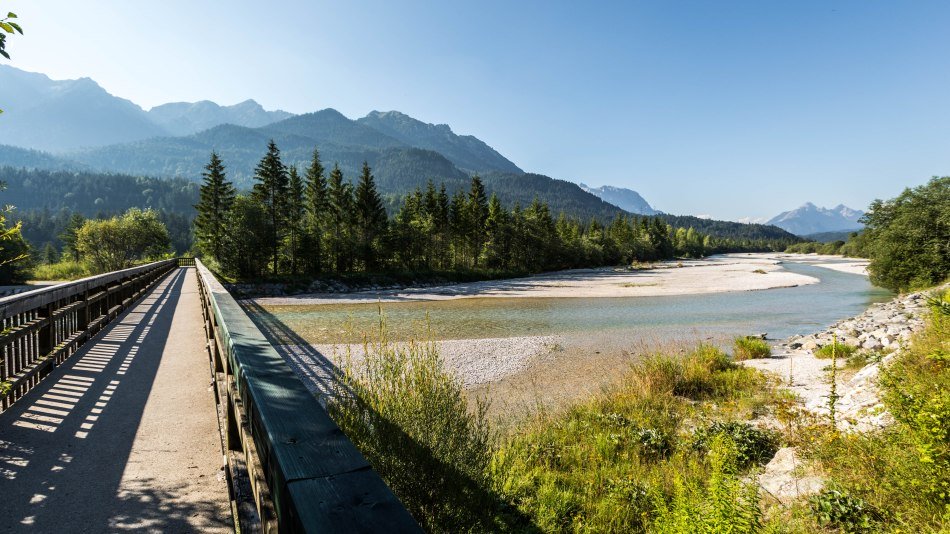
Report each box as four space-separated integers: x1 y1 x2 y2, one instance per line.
198 142 796 281
861 176 950 291
30 259 91 281
814 341 858 359
784 232 867 257
798 294 950 532
733 336 771 360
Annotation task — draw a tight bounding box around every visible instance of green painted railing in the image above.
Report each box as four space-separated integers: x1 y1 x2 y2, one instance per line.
194 259 419 533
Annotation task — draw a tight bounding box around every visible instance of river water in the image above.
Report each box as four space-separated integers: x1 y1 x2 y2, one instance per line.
260 261 892 346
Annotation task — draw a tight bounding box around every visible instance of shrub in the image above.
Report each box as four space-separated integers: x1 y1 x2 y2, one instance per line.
327 334 504 532
691 421 779 468
733 336 771 360
809 489 882 532
30 259 92 281
814 342 858 359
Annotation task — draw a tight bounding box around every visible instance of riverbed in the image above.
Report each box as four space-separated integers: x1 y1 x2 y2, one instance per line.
248 254 890 419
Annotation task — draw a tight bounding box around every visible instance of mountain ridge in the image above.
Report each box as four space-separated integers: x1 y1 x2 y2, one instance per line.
766 202 864 236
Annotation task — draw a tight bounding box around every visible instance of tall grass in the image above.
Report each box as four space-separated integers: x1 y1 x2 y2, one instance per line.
326 329 515 532
733 336 771 360
30 259 92 281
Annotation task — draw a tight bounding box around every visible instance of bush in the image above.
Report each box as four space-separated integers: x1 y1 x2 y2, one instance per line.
30 259 92 281
733 336 771 360
691 421 779 468
327 333 504 532
814 342 858 359
809 489 883 532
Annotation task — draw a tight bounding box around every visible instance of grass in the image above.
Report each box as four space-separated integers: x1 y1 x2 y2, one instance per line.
325 290 950 532
29 260 92 281
733 336 771 360
814 341 858 359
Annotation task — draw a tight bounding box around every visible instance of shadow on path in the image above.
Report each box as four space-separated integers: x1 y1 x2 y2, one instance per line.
0 269 229 533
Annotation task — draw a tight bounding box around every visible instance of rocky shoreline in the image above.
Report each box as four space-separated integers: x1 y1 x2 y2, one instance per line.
747 288 930 433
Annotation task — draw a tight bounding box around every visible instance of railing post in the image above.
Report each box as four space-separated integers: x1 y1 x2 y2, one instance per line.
37 303 55 360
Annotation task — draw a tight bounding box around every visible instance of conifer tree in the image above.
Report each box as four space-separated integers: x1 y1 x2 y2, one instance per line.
467 175 489 266
60 212 86 262
354 161 388 271
303 149 328 273
286 166 305 274
251 140 289 275
327 164 354 272
194 151 236 262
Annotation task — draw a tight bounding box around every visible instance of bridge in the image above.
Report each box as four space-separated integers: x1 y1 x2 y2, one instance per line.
0 259 419 533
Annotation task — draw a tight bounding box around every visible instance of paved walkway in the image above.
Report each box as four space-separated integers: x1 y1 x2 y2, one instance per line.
0 268 231 533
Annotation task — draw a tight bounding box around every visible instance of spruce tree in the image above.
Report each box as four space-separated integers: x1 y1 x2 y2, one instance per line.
251 140 289 276
327 164 354 272
60 212 86 262
467 175 489 266
194 151 236 262
354 161 388 271
303 149 328 273
286 166 305 274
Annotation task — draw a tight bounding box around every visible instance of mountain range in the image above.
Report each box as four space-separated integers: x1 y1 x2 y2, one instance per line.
765 203 864 236
0 66 798 242
579 184 658 215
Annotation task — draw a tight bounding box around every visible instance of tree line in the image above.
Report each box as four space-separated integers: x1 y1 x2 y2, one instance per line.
195 141 788 280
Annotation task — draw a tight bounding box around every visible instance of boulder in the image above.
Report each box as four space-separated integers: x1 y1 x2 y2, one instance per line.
758 447 824 506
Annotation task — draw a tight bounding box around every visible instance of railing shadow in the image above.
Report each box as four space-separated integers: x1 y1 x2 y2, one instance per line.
241 299 542 533
0 269 230 533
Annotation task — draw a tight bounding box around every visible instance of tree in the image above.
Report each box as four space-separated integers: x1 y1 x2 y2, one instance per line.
467 175 489 267
286 166 305 274
303 149 328 274
0 11 23 115
862 176 950 291
60 213 86 262
194 151 235 262
75 208 171 272
251 140 289 276
42 243 57 266
327 164 354 272
220 196 271 279
354 162 388 271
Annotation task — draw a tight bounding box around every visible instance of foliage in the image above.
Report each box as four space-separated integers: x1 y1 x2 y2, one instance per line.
862 176 950 291
800 293 950 532
30 259 91 281
814 341 858 359
809 490 883 533
691 421 778 468
0 10 22 115
326 329 502 532
75 208 171 272
194 151 235 260
733 336 771 360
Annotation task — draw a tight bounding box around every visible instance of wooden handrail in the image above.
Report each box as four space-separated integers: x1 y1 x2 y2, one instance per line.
193 259 419 533
0 259 178 410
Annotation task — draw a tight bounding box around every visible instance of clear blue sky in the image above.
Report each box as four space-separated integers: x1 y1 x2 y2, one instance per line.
5 1 949 220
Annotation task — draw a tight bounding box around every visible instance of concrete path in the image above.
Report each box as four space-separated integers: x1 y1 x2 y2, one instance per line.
0 268 232 533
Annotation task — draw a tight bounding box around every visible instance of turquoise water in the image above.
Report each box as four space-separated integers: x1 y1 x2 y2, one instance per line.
261 261 893 345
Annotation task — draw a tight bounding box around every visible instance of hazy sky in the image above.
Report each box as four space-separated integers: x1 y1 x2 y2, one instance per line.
5 1 949 220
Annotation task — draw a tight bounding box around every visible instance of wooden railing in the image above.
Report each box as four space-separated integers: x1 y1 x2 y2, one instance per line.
194 259 419 533
0 259 178 410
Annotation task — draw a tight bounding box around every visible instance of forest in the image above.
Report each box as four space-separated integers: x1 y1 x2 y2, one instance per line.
194 141 798 281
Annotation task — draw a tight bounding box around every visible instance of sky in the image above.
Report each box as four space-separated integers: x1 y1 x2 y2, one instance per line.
4 1 950 221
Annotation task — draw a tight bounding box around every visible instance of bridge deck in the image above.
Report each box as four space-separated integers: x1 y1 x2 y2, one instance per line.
0 268 231 532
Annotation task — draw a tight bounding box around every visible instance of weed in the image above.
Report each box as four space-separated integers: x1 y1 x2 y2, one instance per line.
733 336 771 360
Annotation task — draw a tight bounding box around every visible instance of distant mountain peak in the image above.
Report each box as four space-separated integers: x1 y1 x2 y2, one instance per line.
357 110 522 174
579 183 657 215
766 202 864 236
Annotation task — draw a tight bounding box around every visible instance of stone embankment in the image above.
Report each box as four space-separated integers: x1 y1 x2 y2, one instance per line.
750 289 933 504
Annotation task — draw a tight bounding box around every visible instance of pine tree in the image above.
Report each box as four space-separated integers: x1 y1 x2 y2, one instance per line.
60 212 86 262
467 175 489 266
482 193 511 269
303 149 328 273
194 151 236 262
354 162 388 271
251 140 289 275
286 166 305 274
327 164 354 272
43 243 58 266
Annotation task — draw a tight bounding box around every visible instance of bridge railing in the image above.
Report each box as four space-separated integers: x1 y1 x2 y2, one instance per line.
193 259 419 533
0 259 178 410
